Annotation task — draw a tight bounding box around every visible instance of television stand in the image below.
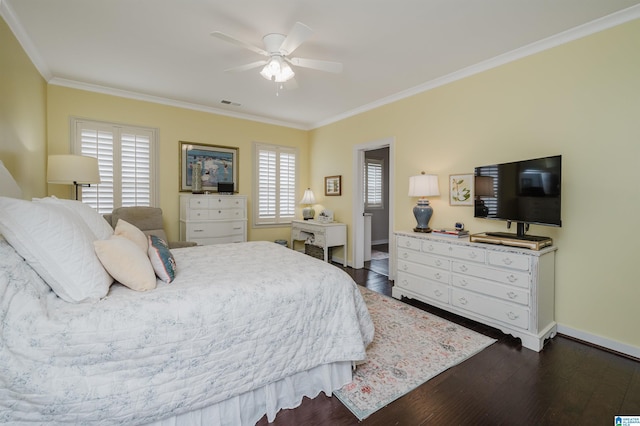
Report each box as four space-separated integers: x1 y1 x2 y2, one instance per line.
470 232 553 250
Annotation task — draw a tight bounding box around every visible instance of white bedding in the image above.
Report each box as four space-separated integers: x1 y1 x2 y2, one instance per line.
0 238 374 424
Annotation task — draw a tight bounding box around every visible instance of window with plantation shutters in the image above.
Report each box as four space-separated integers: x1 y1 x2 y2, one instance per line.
364 158 383 209
254 142 297 226
72 118 158 215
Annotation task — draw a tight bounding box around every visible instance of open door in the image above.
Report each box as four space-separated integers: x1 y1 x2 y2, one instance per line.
352 137 395 278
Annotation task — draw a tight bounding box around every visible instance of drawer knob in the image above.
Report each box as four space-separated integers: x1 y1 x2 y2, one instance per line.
506 275 518 283
506 312 520 321
507 292 518 299
402 279 408 285
403 252 409 259
460 279 468 287
406 241 412 248
194 229 204 233
459 265 468 272
434 289 443 297
468 252 477 259
426 245 434 252
502 257 513 265
403 264 409 271
435 260 442 266
458 297 468 305
434 273 441 280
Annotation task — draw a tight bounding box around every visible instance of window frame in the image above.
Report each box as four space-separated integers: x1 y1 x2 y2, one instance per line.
71 117 159 214
253 142 298 227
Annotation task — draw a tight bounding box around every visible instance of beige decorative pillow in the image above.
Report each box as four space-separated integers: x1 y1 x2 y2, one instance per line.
94 236 156 291
114 219 148 253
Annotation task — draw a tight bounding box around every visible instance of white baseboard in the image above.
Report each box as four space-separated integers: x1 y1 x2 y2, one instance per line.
371 239 389 246
557 324 640 359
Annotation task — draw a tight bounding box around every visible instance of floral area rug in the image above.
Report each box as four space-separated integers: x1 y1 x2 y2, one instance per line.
335 286 496 420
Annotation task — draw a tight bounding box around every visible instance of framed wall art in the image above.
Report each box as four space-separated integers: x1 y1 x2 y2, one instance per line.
325 175 342 196
179 141 238 193
449 173 473 206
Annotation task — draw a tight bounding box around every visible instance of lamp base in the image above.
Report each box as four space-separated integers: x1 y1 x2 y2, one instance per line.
413 227 432 233
302 207 315 221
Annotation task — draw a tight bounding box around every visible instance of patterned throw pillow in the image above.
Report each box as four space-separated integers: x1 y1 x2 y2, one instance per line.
148 235 176 283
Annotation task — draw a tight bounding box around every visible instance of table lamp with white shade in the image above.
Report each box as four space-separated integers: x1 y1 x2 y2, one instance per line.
299 188 316 220
408 172 440 233
47 155 101 200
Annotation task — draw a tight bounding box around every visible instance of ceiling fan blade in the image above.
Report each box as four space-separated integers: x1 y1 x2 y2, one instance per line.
224 60 267 73
279 22 313 55
211 31 268 56
287 57 343 74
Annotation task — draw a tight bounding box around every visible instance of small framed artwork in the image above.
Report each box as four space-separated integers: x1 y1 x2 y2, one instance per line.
450 174 473 206
325 175 342 196
179 141 238 192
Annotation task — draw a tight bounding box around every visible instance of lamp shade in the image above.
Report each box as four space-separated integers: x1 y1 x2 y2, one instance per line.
299 188 316 205
475 176 496 197
408 173 440 197
47 155 101 185
0 160 23 198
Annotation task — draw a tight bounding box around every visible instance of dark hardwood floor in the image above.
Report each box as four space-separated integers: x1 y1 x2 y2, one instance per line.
257 262 640 426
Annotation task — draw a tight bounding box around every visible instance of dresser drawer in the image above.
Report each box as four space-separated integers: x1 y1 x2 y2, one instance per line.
187 221 245 238
420 239 452 256
397 235 421 252
487 251 530 271
397 259 449 285
185 208 244 220
189 197 243 210
396 271 450 304
452 274 529 306
452 261 530 289
449 245 486 263
191 235 245 245
398 248 450 271
451 288 529 330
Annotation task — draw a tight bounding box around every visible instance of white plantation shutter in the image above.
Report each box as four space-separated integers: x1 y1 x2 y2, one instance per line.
365 158 383 209
254 142 297 225
72 118 157 214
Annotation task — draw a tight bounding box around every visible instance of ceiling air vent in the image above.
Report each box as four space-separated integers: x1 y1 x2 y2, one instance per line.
221 100 241 107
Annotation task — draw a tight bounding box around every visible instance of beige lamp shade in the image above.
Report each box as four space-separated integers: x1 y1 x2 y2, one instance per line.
408 173 440 197
299 188 316 205
47 155 101 185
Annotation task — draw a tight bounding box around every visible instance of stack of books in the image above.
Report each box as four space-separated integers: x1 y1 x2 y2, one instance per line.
432 228 469 238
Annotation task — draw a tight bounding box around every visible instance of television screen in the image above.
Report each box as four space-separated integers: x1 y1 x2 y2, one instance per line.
474 155 562 228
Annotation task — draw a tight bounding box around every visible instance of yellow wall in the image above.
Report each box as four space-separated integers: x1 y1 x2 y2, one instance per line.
46 86 309 243
310 19 640 350
0 16 47 198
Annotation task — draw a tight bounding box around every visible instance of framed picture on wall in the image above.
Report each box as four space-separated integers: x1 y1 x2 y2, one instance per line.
325 175 342 196
179 141 238 192
450 173 473 205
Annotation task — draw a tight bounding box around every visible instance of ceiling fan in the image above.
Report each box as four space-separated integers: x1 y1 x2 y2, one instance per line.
211 22 343 84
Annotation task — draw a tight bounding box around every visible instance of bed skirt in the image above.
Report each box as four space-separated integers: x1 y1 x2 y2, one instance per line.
147 361 353 426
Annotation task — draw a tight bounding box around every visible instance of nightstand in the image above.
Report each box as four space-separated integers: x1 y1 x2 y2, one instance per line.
290 220 347 267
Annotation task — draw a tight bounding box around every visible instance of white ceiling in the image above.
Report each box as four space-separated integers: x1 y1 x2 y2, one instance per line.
3 0 640 129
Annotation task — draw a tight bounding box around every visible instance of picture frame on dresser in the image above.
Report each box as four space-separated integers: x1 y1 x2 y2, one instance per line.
179 141 238 193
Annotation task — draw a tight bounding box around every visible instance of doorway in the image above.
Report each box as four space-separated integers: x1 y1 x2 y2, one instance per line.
363 147 390 276
351 137 395 279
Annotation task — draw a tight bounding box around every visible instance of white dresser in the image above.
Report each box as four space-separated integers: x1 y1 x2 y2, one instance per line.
392 231 557 351
179 194 247 245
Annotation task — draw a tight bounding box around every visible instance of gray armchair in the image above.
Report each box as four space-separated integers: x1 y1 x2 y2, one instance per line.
104 206 197 249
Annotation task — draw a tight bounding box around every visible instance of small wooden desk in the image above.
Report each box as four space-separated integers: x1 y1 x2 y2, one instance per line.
290 220 347 267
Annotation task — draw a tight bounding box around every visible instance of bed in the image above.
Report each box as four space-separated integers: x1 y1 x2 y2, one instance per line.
0 195 374 425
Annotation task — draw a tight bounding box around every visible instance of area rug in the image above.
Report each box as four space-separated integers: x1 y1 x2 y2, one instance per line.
370 250 390 260
334 287 496 420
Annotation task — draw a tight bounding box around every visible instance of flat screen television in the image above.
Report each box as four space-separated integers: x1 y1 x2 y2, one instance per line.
474 155 561 238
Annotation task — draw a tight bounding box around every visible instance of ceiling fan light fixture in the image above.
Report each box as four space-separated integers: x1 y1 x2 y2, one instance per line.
260 56 295 82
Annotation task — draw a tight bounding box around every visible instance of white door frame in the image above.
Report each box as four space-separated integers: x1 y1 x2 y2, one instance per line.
352 137 395 276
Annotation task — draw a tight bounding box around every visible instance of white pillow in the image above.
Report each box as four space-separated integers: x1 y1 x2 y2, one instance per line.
114 219 148 253
0 196 112 303
34 196 113 240
94 236 156 291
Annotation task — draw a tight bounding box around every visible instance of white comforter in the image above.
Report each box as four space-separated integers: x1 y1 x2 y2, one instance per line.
0 238 374 424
